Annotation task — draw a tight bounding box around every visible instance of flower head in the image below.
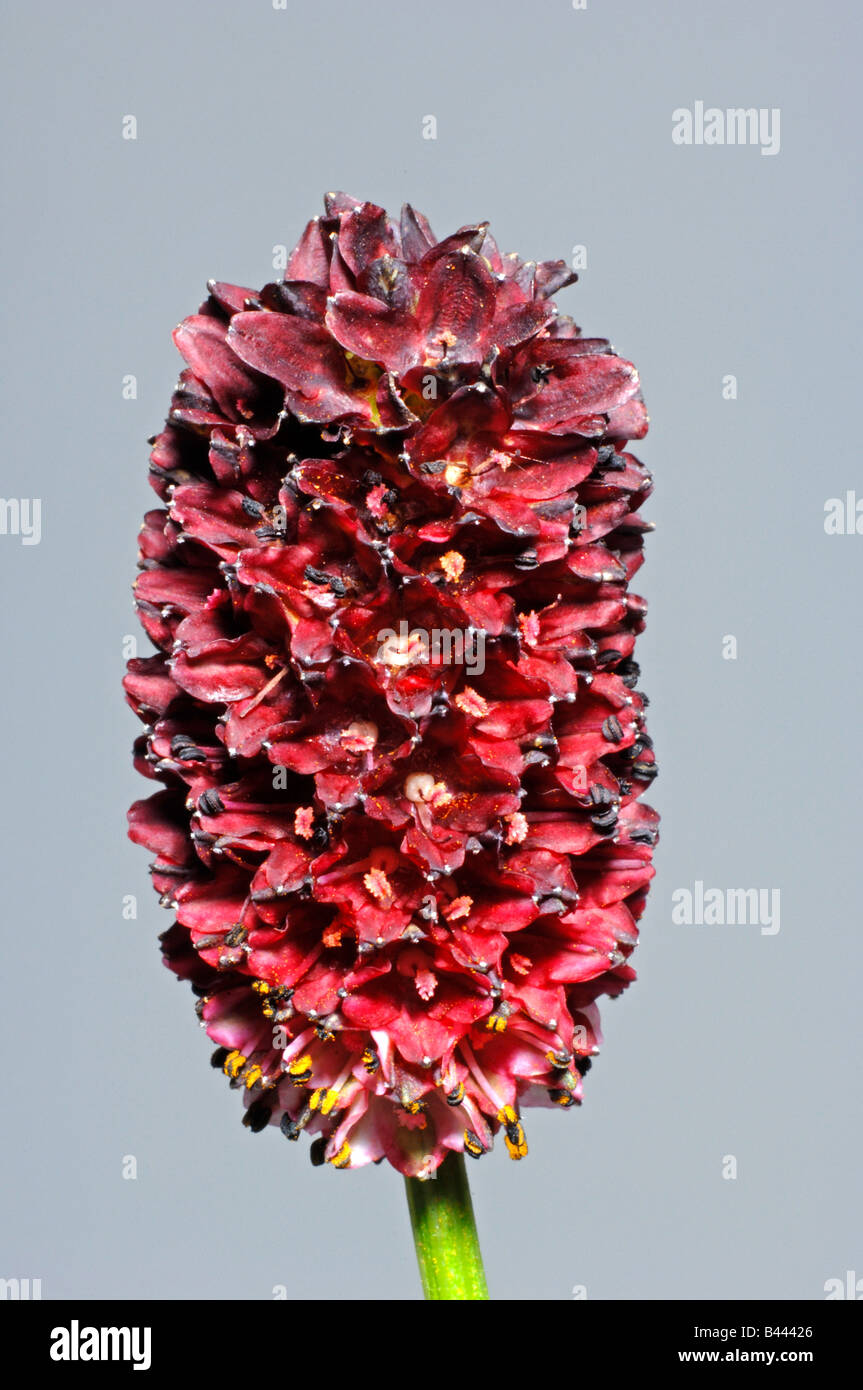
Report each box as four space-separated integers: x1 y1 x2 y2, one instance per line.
126 193 657 1177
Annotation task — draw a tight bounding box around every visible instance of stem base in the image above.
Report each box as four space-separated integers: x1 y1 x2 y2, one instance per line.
404 1152 489 1300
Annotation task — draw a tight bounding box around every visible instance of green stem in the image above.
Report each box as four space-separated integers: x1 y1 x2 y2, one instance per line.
404 1152 489 1300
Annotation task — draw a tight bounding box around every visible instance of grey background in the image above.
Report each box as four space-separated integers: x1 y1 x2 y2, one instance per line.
1 0 859 1301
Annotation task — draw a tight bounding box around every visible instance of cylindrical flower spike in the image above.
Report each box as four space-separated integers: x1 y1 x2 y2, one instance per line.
126 193 658 1181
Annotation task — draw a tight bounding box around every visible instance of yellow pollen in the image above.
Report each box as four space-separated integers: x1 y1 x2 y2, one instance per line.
440 550 465 582
321 1089 339 1116
309 1086 339 1114
429 782 453 809
223 1050 246 1078
244 1065 263 1090
287 1054 313 1080
443 895 473 922
464 1130 485 1157
504 1126 528 1160
329 1141 352 1169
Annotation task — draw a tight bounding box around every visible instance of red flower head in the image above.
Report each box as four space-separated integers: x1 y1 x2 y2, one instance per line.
126 193 658 1178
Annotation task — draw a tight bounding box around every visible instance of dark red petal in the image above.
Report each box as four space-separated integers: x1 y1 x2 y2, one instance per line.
406 383 511 467
606 396 650 440
416 250 497 364
400 202 437 260
206 280 257 315
324 190 364 216
286 218 331 287
227 311 372 423
173 315 264 420
513 353 640 428
494 299 556 348
259 279 328 320
419 224 488 267
325 292 420 373
128 791 193 866
337 203 399 276
534 260 579 299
